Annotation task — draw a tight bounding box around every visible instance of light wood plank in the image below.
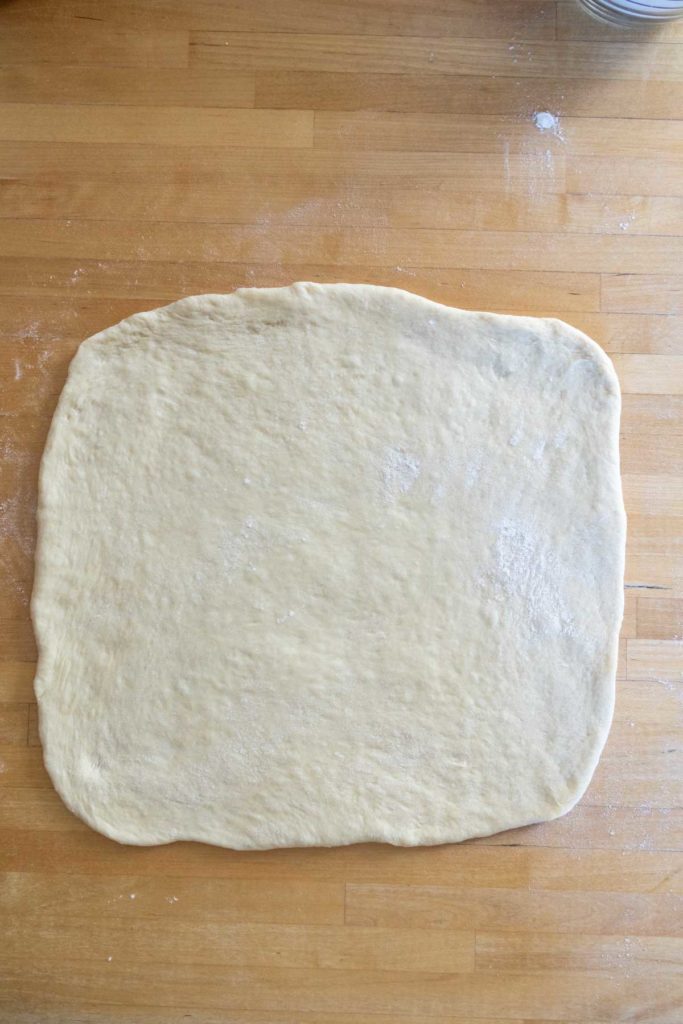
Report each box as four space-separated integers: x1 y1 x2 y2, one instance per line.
314 112 683 160
0 830 531 887
189 33 683 82
529 847 683 894
1 141 566 192
0 706 28 746
615 678 683 731
638 599 683 640
345 882 683 935
4 182 681 237
475 804 682 851
5 0 556 39
0 23 188 68
0 663 35 703
0 872 345 925
621 396 683 435
1 821 679 893
612 356 683 396
564 313 683 355
620 434 683 474
0 747 48 788
2 222 681 275
621 593 638 640
256 71 683 120
0 620 36 664
0 960 679 1021
628 640 683 681
0 66 254 106
623 475 683 517
568 155 683 197
0 260 595 313
27 704 40 748
0 1010 607 1024
602 274 683 315
5 917 473 973
476 932 683 975
0 104 313 148
586 716 683 809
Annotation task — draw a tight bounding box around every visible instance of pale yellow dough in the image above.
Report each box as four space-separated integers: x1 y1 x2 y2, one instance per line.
32 283 625 849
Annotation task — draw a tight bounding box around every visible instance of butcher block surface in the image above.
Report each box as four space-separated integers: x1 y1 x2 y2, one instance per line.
0 1 682 1021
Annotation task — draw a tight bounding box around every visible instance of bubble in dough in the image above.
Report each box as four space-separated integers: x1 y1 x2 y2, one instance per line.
32 283 625 849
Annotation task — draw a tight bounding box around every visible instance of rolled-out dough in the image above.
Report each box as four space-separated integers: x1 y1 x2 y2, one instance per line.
33 283 625 849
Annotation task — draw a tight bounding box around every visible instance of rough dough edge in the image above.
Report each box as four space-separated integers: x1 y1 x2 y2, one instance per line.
31 282 626 849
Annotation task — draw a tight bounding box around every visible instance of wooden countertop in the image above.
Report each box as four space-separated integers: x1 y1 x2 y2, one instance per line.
1 2 682 1021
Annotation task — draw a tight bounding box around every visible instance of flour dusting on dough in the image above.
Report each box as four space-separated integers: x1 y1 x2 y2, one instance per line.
490 517 575 639
381 446 421 501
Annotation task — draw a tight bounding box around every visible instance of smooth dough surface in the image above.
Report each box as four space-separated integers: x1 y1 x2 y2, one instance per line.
33 283 625 849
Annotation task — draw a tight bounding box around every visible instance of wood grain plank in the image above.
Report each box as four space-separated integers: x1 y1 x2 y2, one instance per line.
256 71 683 120
638 599 683 640
621 593 637 640
615 678 682 731
0 872 345 925
5 917 474 973
0 706 28 746
627 641 683 681
0 23 188 69
61 0 557 39
620 434 683 474
0 663 35 702
0 104 313 148
602 275 683 315
27 704 40 748
625 552 682 594
0 621 36 663
0 830 532 887
0 829 679 894
313 112 683 160
564 313 683 355
528 847 683 894
622 475 683 517
189 33 683 82
0 960 679 1021
0 66 254 107
476 932 683 975
345 882 683 935
5 182 681 237
3 222 681 275
1 141 566 192
0 1010 615 1024
0 260 595 314
475 805 682 851
586 716 683 809
612 356 683 396
567 155 683 197
621 396 683 436
0 747 48 788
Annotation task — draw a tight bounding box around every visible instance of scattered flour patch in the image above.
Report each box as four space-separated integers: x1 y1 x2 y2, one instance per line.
532 110 565 142
381 447 421 501
488 517 575 639
619 210 637 232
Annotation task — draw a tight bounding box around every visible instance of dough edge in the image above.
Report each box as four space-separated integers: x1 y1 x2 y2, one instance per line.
31 282 626 850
